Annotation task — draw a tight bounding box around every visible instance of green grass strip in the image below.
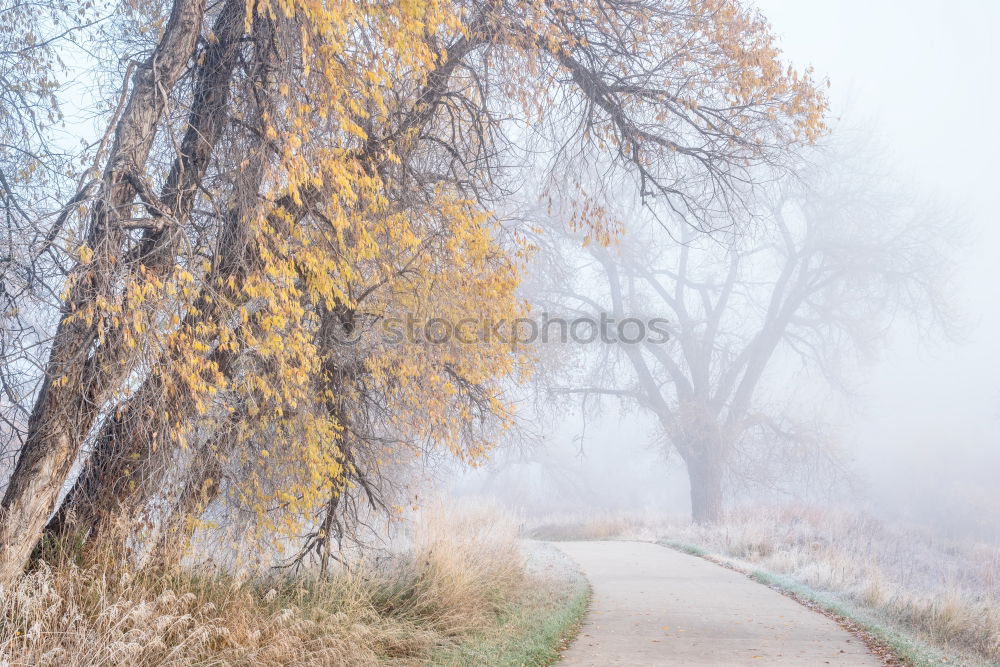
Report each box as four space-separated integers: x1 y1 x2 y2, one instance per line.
426 583 591 666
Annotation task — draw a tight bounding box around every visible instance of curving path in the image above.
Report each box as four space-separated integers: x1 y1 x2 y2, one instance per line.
553 541 881 666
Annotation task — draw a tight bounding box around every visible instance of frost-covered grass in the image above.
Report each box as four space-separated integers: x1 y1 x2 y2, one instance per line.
0 504 582 666
528 505 1000 665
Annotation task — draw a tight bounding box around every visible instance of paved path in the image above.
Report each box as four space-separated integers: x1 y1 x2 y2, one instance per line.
553 541 881 666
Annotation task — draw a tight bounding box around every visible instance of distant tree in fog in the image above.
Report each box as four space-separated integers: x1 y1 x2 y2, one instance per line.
532 138 954 522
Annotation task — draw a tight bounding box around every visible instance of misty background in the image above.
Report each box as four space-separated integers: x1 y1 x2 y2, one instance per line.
453 0 1000 541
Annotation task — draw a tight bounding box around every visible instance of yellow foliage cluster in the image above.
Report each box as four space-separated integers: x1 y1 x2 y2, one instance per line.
148 0 524 543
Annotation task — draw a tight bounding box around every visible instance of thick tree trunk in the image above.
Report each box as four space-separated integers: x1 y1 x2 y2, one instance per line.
0 0 205 583
685 451 724 524
46 5 264 548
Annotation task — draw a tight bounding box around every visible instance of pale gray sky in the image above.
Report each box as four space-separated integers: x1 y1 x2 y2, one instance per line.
757 0 1000 522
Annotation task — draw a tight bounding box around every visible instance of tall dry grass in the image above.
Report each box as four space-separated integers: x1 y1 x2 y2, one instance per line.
0 503 526 666
390 502 523 636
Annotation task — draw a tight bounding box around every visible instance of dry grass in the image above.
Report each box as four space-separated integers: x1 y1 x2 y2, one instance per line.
0 503 538 666
528 505 1000 664
378 502 525 639
525 512 647 542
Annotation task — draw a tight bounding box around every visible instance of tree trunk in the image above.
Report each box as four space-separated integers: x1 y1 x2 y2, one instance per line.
46 5 267 549
0 0 205 583
686 452 724 524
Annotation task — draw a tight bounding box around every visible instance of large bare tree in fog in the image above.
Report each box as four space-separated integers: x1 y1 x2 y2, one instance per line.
535 141 952 522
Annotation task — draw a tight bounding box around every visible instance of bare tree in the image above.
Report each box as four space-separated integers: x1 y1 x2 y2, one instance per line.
535 137 954 522
0 0 96 465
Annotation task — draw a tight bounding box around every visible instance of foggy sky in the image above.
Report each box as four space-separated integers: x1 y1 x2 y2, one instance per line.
754 0 1000 524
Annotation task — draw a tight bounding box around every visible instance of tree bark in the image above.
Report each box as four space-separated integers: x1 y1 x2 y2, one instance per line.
47 18 479 557
685 450 724 524
44 0 252 549
0 0 204 583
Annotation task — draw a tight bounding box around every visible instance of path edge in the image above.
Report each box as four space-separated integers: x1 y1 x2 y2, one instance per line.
654 538 948 667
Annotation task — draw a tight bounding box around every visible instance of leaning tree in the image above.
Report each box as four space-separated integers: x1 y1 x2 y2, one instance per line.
0 0 825 578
